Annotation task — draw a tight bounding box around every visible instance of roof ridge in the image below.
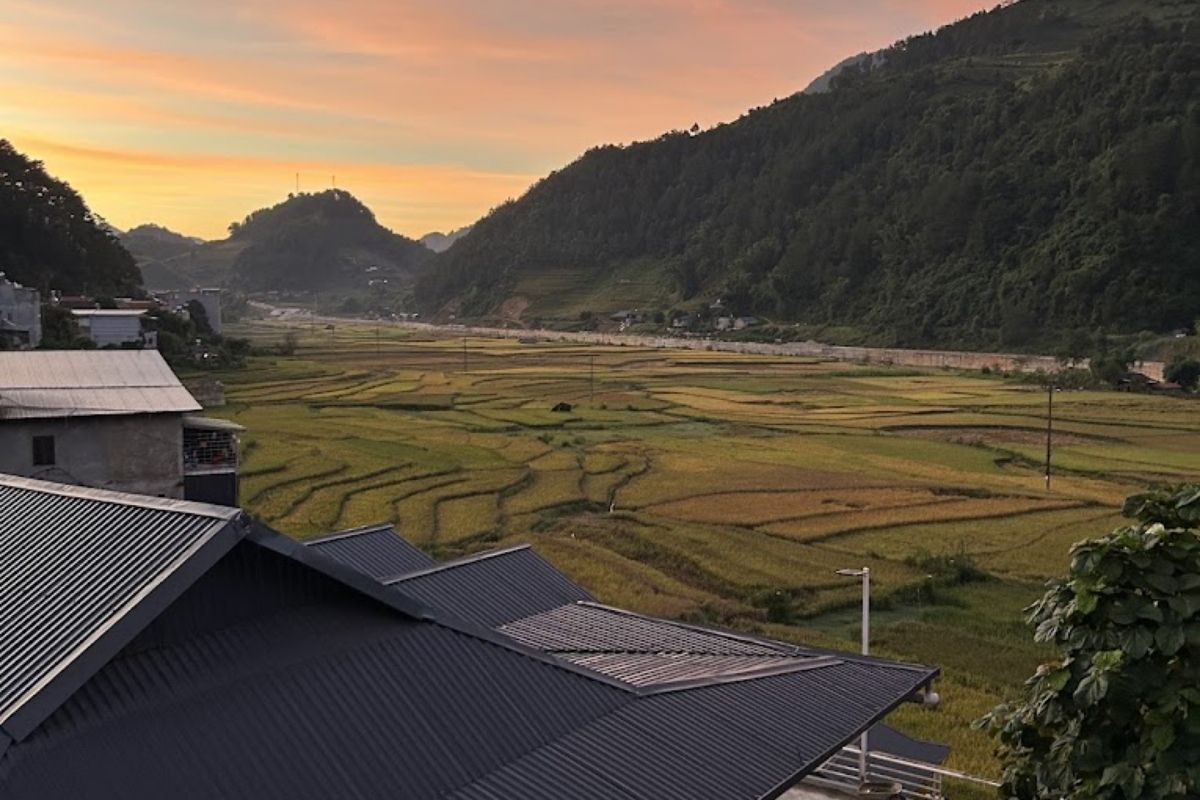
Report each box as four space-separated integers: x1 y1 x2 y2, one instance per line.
383 544 532 583
0 474 239 519
303 522 397 546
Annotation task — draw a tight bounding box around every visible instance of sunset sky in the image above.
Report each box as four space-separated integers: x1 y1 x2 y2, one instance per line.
2 0 992 240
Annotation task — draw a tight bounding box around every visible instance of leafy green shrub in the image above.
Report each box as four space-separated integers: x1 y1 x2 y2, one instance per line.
980 485 1200 799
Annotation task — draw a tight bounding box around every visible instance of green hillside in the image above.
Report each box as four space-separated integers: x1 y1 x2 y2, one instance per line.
417 0 1200 350
0 139 142 296
126 190 433 292
121 224 208 289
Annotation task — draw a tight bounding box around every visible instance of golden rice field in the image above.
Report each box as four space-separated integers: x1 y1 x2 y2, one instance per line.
204 319 1200 782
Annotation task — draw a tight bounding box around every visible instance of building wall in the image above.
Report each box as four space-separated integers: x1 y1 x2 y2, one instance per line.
0 413 185 497
164 289 222 334
0 276 42 347
79 314 144 347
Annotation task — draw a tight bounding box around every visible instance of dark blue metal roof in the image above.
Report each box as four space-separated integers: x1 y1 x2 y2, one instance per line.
870 723 952 765
387 545 594 626
0 544 627 799
303 523 435 579
449 660 936 800
0 475 243 741
0 476 941 800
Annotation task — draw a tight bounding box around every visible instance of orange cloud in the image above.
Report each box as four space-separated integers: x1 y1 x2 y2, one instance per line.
1 0 993 238
7 133 538 239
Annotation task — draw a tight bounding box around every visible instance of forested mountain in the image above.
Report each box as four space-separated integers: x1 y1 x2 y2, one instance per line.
128 190 434 291
0 139 142 296
420 225 472 253
120 224 206 288
417 0 1200 350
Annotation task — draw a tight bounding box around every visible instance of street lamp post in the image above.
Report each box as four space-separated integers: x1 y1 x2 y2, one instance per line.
836 566 871 785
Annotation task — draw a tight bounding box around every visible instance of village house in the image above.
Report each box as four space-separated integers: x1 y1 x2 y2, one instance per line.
0 350 240 503
70 308 157 348
0 273 40 348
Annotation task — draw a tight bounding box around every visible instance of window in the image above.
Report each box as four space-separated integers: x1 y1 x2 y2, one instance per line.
32 435 55 467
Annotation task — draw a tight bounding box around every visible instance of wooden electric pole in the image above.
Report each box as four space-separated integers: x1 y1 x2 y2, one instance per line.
1045 383 1054 490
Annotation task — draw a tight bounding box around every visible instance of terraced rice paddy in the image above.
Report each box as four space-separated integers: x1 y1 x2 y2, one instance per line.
204 320 1200 781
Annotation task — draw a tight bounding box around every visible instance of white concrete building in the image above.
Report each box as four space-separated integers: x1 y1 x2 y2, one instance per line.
162 287 222 333
0 273 41 348
71 308 151 348
0 350 240 503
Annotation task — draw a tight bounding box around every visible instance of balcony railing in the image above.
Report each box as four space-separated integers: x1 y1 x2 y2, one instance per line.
806 746 999 799
183 428 238 473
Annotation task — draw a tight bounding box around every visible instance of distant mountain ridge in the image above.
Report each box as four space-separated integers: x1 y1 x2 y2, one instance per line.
420 226 472 253
416 0 1200 350
126 191 433 291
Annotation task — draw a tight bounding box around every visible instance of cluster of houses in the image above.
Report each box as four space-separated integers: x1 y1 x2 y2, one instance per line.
0 348 957 799
0 273 222 350
606 305 761 333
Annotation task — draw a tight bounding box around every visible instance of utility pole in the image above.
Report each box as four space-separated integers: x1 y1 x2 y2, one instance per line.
837 567 871 785
1045 383 1054 490
589 354 595 405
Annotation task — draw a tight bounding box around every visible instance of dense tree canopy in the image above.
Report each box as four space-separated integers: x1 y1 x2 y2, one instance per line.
0 139 142 296
982 485 1200 800
417 0 1200 350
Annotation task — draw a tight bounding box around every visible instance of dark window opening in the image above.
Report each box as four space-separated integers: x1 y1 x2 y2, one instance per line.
32 435 56 467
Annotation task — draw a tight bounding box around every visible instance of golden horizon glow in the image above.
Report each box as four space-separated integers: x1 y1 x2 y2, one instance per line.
2 0 992 240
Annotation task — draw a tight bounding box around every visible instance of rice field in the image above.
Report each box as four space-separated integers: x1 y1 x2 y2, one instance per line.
203 319 1200 779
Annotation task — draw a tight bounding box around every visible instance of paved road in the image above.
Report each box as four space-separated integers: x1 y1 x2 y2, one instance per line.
250 302 1165 380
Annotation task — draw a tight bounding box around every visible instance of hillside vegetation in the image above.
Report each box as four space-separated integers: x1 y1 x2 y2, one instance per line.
417 0 1200 351
125 190 433 292
121 224 205 288
0 139 142 296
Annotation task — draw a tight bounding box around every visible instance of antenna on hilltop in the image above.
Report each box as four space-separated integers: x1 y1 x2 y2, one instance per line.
332 175 336 189
295 172 300 194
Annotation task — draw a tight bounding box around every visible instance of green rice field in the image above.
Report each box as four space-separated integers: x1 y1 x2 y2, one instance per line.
203 320 1200 783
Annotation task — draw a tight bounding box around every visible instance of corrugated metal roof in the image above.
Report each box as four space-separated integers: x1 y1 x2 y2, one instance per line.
0 350 200 419
0 476 942 800
449 660 936 800
868 723 951 765
387 545 594 626
501 601 796 656
0 474 242 740
1 528 938 800
561 652 821 688
0 584 629 799
303 523 435 580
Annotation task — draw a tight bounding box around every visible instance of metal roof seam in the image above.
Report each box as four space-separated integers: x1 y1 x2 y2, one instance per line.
384 544 534 584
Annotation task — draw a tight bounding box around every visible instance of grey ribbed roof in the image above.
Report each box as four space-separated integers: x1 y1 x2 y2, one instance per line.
1 533 938 800
0 350 200 419
0 474 241 739
560 652 822 688
500 602 795 656
449 660 935 800
0 476 942 800
303 523 434 580
387 545 594 626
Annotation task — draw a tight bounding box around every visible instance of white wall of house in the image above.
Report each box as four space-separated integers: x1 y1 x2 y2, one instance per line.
74 312 145 347
0 413 185 497
0 275 41 347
